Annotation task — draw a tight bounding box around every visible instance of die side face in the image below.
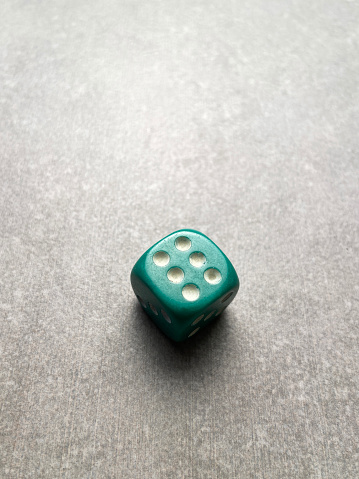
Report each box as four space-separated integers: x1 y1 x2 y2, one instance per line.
131 229 239 341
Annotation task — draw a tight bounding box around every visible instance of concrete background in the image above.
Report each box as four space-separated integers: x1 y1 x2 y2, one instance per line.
1 0 358 478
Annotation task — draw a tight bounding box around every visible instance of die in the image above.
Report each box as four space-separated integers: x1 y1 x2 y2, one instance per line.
130 229 240 341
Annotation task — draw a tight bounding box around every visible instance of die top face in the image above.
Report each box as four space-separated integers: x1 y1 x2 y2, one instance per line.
131 229 239 320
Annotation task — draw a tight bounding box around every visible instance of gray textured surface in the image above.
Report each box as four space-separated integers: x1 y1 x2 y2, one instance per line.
1 0 359 478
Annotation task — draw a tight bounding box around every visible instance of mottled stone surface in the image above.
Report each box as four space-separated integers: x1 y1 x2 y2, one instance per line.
0 0 358 478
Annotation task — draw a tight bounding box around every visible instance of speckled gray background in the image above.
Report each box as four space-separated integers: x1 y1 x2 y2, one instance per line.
1 0 358 478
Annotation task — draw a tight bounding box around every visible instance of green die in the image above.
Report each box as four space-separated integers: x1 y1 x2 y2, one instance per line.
130 229 239 342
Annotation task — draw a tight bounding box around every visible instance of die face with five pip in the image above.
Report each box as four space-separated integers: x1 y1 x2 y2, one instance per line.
130 229 239 342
